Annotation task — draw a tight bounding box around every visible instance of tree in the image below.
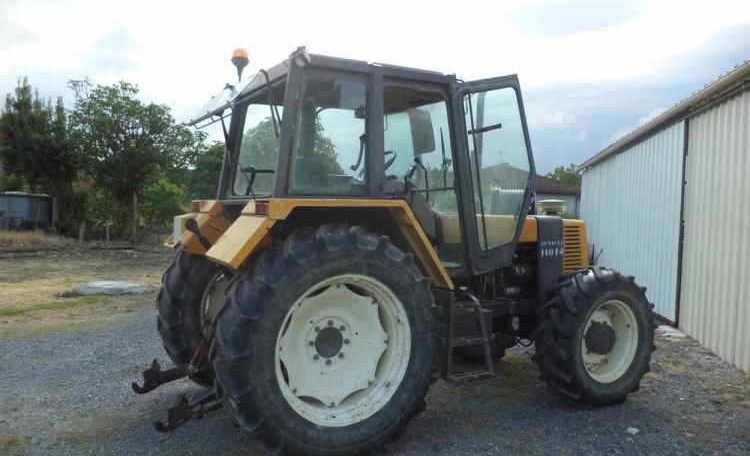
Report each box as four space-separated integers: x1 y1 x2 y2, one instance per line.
547 163 581 187
187 141 224 199
0 78 79 234
231 116 342 195
68 81 198 242
142 171 185 230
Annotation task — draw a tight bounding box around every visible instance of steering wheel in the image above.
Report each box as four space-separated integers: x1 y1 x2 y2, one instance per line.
384 150 397 171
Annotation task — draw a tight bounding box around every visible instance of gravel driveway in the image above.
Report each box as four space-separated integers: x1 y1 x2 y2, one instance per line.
0 249 750 456
1 300 749 455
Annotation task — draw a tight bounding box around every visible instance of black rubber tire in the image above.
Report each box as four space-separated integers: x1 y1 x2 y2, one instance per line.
210 225 434 456
533 267 655 405
156 249 221 387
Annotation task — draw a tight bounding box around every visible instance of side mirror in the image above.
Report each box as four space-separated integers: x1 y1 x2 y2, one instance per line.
407 108 435 154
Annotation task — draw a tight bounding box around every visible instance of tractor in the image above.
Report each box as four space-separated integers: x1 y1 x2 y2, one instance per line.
133 47 655 455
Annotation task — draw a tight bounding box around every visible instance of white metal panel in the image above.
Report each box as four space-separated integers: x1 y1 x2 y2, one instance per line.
581 122 684 321
679 90 750 373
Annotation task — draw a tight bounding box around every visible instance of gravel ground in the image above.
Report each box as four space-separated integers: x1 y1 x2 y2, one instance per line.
1 308 749 456
1 249 749 455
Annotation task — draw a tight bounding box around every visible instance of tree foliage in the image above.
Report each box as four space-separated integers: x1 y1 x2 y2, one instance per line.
143 172 185 229
68 81 202 237
188 141 224 199
546 163 582 187
0 78 79 233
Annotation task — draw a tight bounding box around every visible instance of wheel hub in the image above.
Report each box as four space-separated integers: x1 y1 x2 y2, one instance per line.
581 299 640 384
277 283 388 407
585 320 616 354
315 325 344 358
275 275 412 427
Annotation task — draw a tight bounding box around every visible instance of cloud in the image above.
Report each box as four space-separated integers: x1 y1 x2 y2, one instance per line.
0 0 749 174
511 0 646 36
526 106 577 129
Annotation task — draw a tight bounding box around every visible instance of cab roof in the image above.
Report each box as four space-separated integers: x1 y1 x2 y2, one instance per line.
186 47 457 127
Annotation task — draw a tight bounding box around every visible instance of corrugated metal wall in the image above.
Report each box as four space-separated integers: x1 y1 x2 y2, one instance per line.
679 90 750 372
581 122 684 321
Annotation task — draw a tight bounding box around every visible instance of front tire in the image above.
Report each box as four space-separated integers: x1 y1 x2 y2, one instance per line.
210 225 434 456
534 267 655 405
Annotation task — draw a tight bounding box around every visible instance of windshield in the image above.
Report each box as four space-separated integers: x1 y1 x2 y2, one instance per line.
231 82 285 197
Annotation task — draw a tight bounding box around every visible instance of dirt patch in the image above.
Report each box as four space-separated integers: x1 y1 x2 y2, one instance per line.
0 246 172 334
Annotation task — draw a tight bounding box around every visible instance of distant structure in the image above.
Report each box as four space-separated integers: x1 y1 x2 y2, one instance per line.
579 60 750 372
0 192 55 231
534 174 580 217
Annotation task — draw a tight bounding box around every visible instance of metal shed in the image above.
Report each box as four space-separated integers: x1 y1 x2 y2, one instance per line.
580 61 750 372
0 192 54 231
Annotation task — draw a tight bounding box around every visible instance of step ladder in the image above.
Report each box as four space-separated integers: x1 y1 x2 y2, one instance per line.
443 290 496 383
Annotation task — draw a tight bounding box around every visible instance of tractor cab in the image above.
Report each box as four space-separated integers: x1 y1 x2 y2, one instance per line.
190 47 535 277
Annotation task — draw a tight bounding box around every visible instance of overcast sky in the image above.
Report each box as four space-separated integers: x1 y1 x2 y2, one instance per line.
2 0 749 173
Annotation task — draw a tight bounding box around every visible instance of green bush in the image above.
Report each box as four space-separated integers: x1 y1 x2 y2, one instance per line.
143 173 185 230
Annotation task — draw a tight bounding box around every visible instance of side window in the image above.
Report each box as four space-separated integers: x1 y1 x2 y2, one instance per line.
383 87 457 213
383 84 461 266
464 87 530 250
233 103 283 196
290 73 368 195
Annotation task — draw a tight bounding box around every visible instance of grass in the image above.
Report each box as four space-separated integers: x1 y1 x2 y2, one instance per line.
0 435 29 455
0 230 72 250
0 295 112 317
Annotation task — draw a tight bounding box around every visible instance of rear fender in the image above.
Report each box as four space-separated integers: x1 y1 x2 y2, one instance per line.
205 199 454 289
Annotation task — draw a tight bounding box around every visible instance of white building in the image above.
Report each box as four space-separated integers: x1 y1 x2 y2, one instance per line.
580 62 750 372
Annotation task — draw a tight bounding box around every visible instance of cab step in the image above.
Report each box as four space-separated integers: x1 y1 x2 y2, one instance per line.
443 289 496 384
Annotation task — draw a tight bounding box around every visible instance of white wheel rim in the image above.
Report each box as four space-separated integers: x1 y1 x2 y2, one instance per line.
581 299 639 384
274 274 411 427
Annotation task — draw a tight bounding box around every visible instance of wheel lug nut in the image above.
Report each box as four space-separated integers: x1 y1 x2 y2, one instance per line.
308 341 314 346
344 339 350 345
328 320 334 326
338 353 344 359
339 326 345 332
313 354 319 360
315 327 320 333
326 359 332 365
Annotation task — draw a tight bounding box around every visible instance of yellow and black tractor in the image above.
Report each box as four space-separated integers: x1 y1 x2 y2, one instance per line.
133 48 655 455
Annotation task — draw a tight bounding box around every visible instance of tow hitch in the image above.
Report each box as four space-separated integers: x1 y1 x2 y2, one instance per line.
132 341 222 432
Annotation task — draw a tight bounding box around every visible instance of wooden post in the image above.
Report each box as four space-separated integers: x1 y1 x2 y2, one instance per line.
132 191 138 245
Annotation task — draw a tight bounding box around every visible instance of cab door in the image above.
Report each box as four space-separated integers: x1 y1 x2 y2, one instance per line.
452 75 536 274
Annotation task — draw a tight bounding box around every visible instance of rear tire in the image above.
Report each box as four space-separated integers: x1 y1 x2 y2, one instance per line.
533 267 655 405
210 225 434 456
157 249 222 386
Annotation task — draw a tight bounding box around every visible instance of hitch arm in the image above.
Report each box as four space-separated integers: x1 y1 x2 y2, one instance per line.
132 342 210 394
131 359 187 394
154 389 223 432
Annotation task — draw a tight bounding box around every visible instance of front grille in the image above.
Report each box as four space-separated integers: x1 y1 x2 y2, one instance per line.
562 220 589 274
